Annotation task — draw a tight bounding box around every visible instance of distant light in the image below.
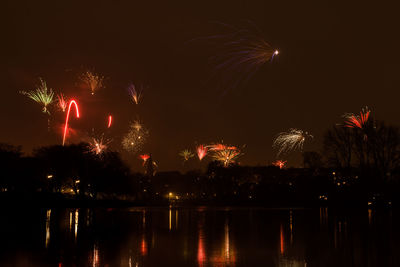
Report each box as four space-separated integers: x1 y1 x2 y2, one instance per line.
75 180 80 184
47 175 53 179
274 50 279 55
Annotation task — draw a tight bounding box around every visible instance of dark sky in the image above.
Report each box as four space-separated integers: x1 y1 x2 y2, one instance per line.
1 0 400 171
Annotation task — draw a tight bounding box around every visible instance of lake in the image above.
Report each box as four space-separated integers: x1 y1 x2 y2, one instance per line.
0 206 398 266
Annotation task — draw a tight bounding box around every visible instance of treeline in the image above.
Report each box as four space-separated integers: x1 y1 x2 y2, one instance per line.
0 119 399 207
0 143 151 203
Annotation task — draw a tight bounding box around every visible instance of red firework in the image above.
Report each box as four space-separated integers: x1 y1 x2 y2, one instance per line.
107 115 112 128
208 143 226 151
344 107 370 129
139 154 150 165
62 100 80 146
273 160 287 169
196 145 208 161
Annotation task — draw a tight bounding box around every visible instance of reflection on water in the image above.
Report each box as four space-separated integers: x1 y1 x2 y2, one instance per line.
45 209 51 248
74 209 79 241
0 207 399 266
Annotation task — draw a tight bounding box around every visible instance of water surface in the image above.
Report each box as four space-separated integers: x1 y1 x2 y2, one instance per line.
0 206 398 266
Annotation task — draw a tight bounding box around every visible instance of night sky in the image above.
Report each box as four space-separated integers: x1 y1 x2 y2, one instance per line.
1 0 400 171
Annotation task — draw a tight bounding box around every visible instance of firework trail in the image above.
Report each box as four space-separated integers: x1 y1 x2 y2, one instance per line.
179 149 195 162
196 145 208 161
194 22 279 91
273 129 313 156
272 160 287 169
208 143 227 151
62 100 80 146
80 71 104 95
210 146 242 167
107 115 113 128
57 94 67 112
139 154 150 166
343 106 371 129
122 121 149 154
127 83 143 105
88 135 111 155
20 78 54 114
207 143 238 151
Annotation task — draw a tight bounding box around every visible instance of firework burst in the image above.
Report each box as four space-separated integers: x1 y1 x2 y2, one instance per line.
196 145 208 161
273 129 313 156
62 100 80 146
88 135 111 155
211 146 242 167
80 71 104 95
57 93 67 112
343 106 371 129
179 149 195 162
197 22 279 91
139 154 150 166
20 78 54 114
272 160 287 169
128 83 143 105
207 143 238 151
122 121 149 154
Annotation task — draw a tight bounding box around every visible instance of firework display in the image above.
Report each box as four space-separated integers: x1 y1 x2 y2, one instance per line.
179 149 195 162
57 93 67 112
272 160 287 169
196 145 208 161
107 115 113 128
17 24 381 177
81 71 104 95
20 78 54 114
122 121 149 154
343 107 371 129
88 135 111 155
62 100 80 146
139 154 150 165
210 146 242 167
128 83 143 105
199 23 279 90
273 129 313 156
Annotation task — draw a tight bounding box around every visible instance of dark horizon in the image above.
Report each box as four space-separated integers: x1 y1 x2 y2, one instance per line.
1 0 400 171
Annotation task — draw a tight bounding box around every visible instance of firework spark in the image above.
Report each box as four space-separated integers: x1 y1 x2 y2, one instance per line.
81 71 104 95
198 22 279 91
20 78 54 114
196 145 208 161
139 154 150 166
179 149 195 162
128 83 143 105
88 135 111 155
273 129 313 156
132 120 143 131
211 146 242 167
343 106 371 129
208 143 226 151
122 121 149 154
107 115 113 128
57 93 67 112
62 100 80 146
207 143 238 151
272 160 287 169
